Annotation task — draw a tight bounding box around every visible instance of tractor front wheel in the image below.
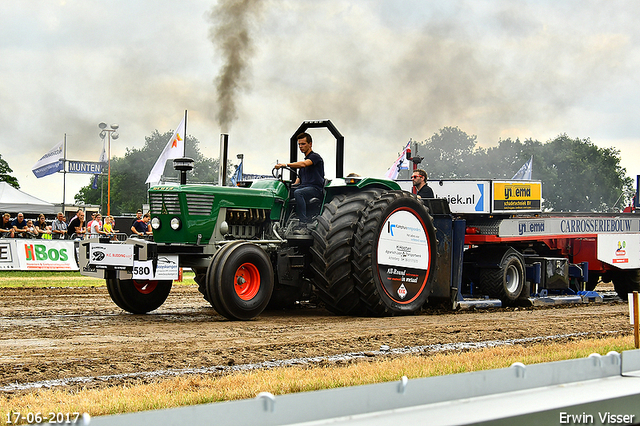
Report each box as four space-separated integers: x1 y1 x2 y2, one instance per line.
206 242 274 320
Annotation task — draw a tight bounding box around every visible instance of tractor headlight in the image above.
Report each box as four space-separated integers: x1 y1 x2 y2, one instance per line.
170 217 181 230
151 217 161 230
220 220 229 235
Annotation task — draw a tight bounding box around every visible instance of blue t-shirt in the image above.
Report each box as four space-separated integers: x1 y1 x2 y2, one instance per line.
11 218 27 229
132 219 149 234
299 151 324 189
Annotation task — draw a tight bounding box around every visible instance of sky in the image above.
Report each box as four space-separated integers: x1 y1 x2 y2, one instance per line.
2 0 640 208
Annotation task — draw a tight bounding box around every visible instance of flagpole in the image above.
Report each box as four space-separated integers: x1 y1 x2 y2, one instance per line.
62 133 67 214
183 109 187 158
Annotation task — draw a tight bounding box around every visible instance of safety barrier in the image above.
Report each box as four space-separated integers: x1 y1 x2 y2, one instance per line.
78 349 640 426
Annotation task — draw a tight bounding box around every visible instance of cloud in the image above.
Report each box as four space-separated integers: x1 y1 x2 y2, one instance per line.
1 0 640 208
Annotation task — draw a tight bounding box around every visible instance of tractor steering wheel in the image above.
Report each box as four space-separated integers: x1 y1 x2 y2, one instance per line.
272 165 299 183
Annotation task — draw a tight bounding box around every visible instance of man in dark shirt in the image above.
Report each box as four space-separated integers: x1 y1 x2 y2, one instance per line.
412 169 434 199
11 212 28 238
131 209 143 230
275 132 325 226
131 212 152 236
68 210 86 239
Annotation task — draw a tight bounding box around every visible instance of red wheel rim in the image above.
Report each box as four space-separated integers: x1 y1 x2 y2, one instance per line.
133 279 158 294
234 263 260 300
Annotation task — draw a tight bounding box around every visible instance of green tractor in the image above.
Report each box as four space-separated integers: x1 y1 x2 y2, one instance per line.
78 120 439 320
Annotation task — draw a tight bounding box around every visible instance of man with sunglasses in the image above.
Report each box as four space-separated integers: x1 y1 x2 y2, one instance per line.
411 169 434 199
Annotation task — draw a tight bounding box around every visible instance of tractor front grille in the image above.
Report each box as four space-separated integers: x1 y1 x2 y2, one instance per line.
149 193 181 215
186 194 215 216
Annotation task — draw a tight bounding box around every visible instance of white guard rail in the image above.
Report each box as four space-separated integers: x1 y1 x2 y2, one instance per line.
77 349 640 426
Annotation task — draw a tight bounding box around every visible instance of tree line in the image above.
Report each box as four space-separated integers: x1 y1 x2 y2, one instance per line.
414 127 633 212
74 130 226 215
0 127 633 214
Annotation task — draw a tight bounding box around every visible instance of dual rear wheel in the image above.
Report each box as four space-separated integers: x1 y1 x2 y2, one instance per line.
311 190 437 316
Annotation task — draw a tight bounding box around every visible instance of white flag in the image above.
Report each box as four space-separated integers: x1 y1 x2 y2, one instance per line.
32 141 64 178
98 142 108 164
145 117 186 184
92 142 108 189
512 155 533 180
384 141 411 180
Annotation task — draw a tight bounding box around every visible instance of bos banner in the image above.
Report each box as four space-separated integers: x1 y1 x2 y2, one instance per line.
0 239 78 270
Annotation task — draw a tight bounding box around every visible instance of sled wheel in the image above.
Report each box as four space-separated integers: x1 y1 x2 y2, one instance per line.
107 278 172 314
478 252 525 304
310 189 385 315
612 269 640 301
353 190 437 315
208 242 274 320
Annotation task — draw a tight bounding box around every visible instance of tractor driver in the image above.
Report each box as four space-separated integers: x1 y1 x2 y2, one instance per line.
275 132 325 227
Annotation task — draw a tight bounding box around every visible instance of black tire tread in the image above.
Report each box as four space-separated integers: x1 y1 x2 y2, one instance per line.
310 189 385 315
352 190 435 316
108 278 172 314
478 253 524 304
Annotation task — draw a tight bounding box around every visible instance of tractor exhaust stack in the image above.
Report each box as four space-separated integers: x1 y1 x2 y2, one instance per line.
219 133 229 186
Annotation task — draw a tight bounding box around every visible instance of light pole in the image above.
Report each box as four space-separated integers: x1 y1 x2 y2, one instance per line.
99 123 119 216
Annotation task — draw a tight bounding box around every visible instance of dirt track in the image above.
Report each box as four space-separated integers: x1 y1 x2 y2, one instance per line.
0 285 632 393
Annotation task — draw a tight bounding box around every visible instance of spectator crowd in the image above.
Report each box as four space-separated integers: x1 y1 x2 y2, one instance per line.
0 209 153 240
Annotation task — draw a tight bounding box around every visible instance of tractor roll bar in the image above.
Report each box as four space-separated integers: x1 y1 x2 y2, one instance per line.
289 120 344 179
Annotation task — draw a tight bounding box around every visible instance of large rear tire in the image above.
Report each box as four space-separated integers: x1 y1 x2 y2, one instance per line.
207 242 274 320
612 269 640 301
352 191 437 315
106 278 172 314
310 189 385 315
478 252 525 305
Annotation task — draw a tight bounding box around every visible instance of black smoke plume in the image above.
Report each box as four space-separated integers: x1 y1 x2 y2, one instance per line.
209 0 264 133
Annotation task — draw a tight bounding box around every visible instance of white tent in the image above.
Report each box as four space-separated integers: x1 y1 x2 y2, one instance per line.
0 182 57 215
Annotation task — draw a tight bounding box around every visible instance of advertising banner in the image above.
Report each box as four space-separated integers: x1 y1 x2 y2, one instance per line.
396 179 491 214
11 239 78 270
492 181 542 213
597 234 640 269
376 210 430 303
498 216 640 238
0 240 20 269
88 243 134 269
132 255 179 280
429 180 490 214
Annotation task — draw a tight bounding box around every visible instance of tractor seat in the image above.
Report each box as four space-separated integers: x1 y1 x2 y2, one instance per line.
308 196 322 205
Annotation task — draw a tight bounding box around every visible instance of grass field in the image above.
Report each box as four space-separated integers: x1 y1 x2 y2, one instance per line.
0 270 196 288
